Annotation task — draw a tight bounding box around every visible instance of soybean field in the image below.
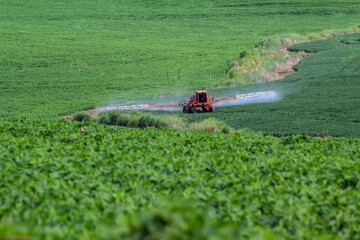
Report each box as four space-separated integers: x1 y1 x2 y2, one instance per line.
1 119 360 239
199 33 360 137
1 0 360 117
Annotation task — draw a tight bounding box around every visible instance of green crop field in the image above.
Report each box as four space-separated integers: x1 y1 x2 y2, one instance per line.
141 33 360 138
2 1 360 239
206 33 360 137
1 0 360 117
1 118 360 239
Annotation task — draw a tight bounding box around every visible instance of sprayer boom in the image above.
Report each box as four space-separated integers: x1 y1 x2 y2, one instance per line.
213 90 275 103
100 90 275 112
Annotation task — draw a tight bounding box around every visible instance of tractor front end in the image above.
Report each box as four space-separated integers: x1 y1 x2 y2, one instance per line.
182 90 215 113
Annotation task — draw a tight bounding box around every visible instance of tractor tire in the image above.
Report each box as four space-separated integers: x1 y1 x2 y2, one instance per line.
190 108 196 114
209 106 215 112
183 107 188 113
202 107 208 112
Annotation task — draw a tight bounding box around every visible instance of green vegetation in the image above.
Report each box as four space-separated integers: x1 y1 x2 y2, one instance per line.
79 110 233 133
208 33 360 137
76 30 360 138
2 1 360 239
1 0 360 117
73 112 92 122
226 24 360 84
1 118 360 239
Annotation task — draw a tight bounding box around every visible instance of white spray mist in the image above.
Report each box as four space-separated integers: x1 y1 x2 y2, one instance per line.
100 91 280 112
213 91 280 108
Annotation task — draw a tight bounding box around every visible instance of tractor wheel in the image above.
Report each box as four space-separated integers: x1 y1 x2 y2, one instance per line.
190 108 196 114
202 107 208 112
183 107 188 113
209 106 215 112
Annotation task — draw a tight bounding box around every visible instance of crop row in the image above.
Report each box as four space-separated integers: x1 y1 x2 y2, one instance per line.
1 118 360 239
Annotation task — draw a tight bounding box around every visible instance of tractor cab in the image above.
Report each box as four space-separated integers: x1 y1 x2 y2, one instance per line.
182 90 214 113
196 91 208 103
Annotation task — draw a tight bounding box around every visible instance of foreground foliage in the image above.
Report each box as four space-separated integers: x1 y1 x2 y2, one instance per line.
1 118 360 239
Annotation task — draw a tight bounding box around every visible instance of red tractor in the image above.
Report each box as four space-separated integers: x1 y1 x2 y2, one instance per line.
100 90 276 113
181 90 215 113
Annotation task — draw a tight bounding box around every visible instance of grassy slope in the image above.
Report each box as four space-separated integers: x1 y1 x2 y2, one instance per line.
206 33 360 137
1 0 360 117
1 118 360 239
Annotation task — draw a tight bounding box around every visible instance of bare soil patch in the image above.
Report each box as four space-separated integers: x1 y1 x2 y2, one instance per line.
61 108 100 121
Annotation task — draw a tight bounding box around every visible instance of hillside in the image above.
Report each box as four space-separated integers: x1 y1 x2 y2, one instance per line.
1 0 360 117
2 1 360 239
208 33 360 137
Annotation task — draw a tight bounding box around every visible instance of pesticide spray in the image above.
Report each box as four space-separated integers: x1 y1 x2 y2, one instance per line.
213 91 280 108
98 90 280 112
